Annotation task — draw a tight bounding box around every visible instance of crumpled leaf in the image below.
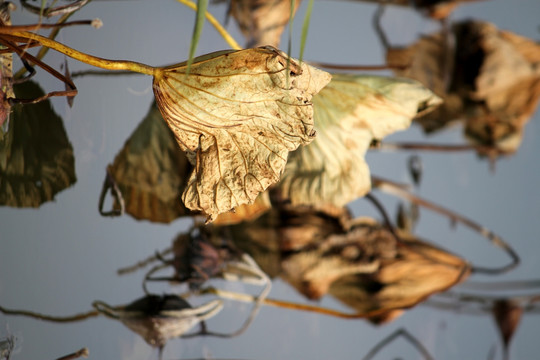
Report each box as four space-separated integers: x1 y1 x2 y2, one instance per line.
103 101 192 223
387 20 540 154
459 21 540 152
228 0 301 48
0 81 76 207
153 46 331 221
327 220 470 324
225 205 468 323
275 74 441 209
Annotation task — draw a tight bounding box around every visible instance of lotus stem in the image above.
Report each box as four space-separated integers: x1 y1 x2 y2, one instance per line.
372 176 520 274
1 29 157 76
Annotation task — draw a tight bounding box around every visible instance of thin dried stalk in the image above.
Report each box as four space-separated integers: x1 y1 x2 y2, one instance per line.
372 176 520 274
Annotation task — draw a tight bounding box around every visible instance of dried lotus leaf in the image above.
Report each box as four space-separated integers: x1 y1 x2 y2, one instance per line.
153 46 331 221
328 226 470 323
389 20 540 153
276 74 441 209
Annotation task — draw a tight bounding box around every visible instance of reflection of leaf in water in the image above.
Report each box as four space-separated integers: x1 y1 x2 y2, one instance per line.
153 47 331 221
493 299 523 353
227 205 352 278
328 221 470 323
94 295 222 348
228 207 468 323
105 101 192 223
213 191 272 225
388 20 540 154
0 81 76 207
275 74 441 209
228 0 301 48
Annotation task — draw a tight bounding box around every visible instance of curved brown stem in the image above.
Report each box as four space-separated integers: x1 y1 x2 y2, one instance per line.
372 176 520 275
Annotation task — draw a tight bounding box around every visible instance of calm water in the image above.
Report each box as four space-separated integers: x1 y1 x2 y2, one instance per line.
1 0 540 359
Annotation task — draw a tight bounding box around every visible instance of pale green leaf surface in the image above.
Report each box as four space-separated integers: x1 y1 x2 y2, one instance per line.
276 74 442 209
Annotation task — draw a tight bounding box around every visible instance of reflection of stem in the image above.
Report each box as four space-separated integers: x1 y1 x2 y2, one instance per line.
372 176 520 274
185 254 272 338
98 168 125 217
55 347 89 360
0 20 97 32
200 287 388 320
372 4 389 51
375 141 504 156
362 328 435 360
0 305 99 322
364 192 402 243
21 0 89 17
459 280 540 291
117 248 172 275
142 263 170 294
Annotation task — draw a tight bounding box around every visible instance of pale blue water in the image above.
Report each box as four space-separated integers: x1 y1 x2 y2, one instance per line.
1 1 540 359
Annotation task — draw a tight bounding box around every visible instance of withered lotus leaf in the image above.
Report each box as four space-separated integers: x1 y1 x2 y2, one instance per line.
153 46 331 221
328 222 470 323
388 20 540 154
276 74 441 209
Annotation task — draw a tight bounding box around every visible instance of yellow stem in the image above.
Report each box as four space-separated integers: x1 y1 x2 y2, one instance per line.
176 0 242 51
2 29 157 76
14 13 82 79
